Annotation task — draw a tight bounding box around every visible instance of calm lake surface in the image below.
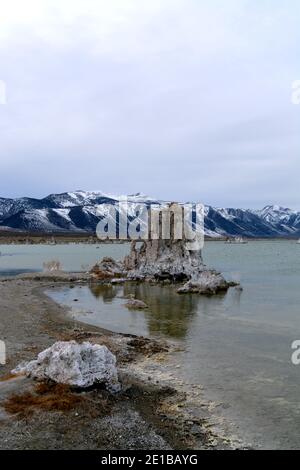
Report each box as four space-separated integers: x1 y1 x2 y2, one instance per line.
0 243 130 277
2 241 300 448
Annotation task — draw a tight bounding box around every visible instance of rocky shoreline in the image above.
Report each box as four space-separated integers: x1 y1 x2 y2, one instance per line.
0 272 244 450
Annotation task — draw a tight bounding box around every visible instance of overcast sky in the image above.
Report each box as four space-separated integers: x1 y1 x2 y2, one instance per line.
0 0 299 208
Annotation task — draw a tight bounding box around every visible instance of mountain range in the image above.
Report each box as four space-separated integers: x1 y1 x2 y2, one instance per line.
0 190 299 238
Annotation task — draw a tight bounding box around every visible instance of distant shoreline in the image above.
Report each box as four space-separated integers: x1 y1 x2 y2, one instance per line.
0 232 299 245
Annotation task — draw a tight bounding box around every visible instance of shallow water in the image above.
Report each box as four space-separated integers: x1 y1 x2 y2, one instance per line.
3 240 300 448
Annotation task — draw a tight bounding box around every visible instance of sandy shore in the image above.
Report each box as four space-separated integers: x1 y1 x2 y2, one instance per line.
0 274 239 450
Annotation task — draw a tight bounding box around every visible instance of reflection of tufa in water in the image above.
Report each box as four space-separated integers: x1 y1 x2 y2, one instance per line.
87 282 203 338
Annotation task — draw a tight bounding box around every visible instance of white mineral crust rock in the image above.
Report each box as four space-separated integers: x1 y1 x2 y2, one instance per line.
177 270 232 294
12 341 120 392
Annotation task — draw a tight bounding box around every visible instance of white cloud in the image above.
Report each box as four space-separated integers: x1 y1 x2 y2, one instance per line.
0 0 299 207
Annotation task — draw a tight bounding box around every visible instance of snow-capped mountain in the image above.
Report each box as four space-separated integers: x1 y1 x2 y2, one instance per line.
254 205 300 234
0 190 299 237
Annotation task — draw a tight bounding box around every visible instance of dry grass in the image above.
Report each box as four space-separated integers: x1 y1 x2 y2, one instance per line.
4 383 84 417
128 337 168 356
4 382 116 420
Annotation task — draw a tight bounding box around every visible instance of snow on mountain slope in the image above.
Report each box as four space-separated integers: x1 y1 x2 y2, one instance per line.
42 190 118 208
255 205 300 234
255 205 296 224
2 209 62 232
0 197 14 218
0 191 299 237
204 206 278 238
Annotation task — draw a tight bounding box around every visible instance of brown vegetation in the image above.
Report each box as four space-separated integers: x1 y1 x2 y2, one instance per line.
4 383 84 417
0 373 20 382
4 381 117 421
128 337 168 356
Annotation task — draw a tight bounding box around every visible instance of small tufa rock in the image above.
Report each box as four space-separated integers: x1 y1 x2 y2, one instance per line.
90 257 124 280
111 278 127 284
12 341 120 392
177 270 233 295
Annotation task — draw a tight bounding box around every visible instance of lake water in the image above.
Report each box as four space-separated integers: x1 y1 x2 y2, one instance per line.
2 241 300 448
0 243 130 277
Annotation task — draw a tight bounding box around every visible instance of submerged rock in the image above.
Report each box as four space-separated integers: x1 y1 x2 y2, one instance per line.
12 341 120 392
124 296 149 310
